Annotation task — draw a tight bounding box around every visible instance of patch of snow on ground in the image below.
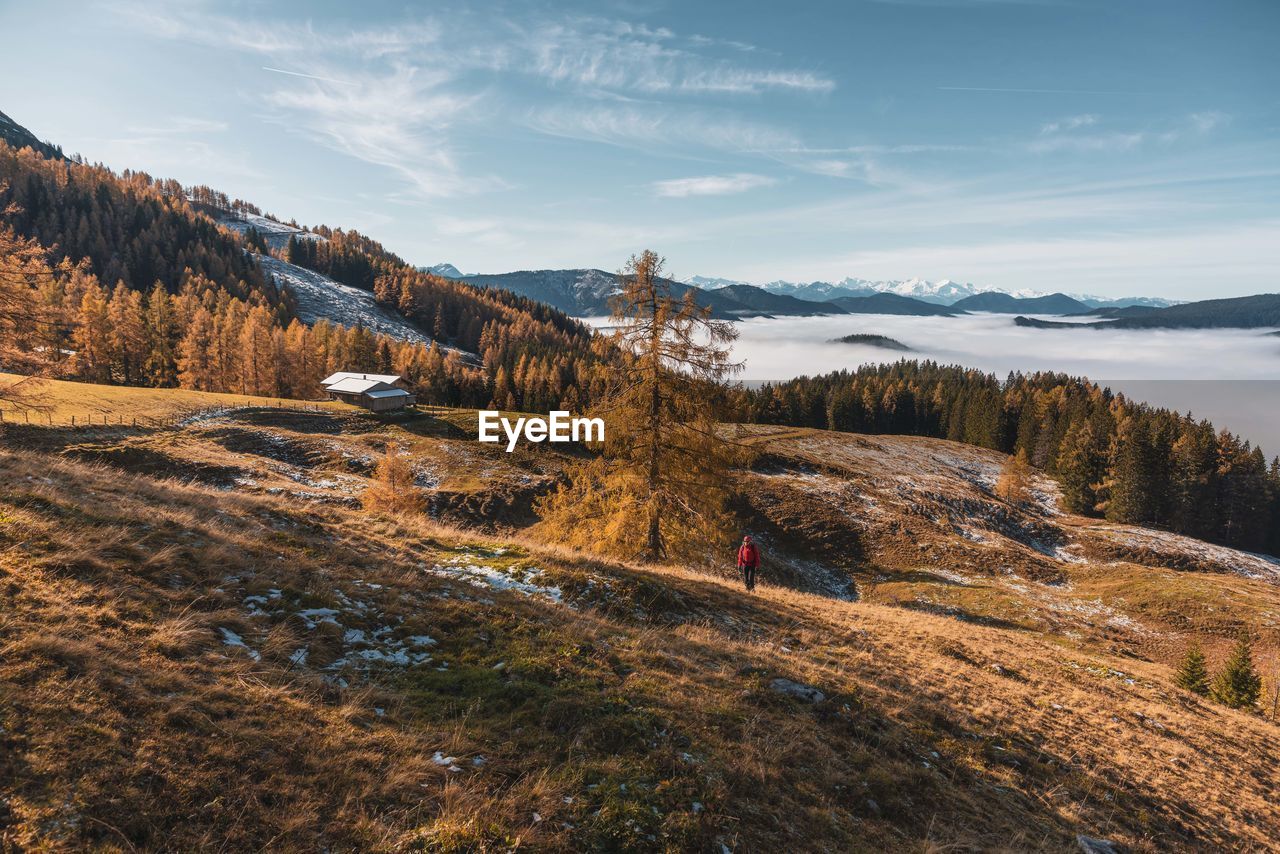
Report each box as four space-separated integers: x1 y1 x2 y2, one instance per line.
1053 544 1087 564
219 627 261 661
927 567 977 586
236 589 437 672
1089 524 1280 581
426 558 563 603
178 407 236 427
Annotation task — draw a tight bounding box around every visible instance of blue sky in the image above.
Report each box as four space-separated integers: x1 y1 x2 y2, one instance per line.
1 0 1276 298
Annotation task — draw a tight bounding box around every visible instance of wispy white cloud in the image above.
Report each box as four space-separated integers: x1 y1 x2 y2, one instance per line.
126 116 228 135
1031 111 1233 154
1040 113 1098 135
653 173 776 197
525 104 798 153
804 159 858 178
261 63 497 198
1190 111 1229 133
517 16 832 96
115 2 830 196
1030 132 1145 153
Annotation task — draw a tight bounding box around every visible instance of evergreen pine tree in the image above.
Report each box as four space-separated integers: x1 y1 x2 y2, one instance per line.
1055 419 1104 513
1173 641 1210 695
1210 629 1262 709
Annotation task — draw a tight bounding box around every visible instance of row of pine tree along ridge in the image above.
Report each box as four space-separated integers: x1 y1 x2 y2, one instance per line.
740 364 1280 554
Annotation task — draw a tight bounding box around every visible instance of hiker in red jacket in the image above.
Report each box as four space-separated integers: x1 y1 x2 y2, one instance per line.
737 535 760 592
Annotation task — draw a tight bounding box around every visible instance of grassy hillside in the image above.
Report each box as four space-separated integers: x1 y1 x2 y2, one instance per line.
2 385 1278 851
0 373 351 425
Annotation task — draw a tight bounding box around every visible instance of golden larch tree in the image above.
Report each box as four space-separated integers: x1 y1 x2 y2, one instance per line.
996 447 1034 505
537 250 746 562
362 442 424 515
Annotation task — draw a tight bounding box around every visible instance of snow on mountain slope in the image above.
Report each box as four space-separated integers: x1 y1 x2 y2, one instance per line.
689 274 1178 308
686 274 752 289
207 211 466 353
423 263 464 278
214 210 324 253
255 254 443 349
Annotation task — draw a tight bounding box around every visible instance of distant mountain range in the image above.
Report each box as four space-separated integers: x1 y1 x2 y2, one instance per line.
950 291 1091 315
829 293 956 316
684 273 1175 309
1015 293 1280 331
425 263 1188 321
421 267 959 319
421 268 816 318
435 263 1178 314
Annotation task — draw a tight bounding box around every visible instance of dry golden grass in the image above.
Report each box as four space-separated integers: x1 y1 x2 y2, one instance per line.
3 407 1280 851
0 371 350 424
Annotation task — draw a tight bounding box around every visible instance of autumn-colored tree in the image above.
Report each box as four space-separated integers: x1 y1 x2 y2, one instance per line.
143 282 179 385
0 217 60 406
177 306 217 391
362 442 423 515
538 250 745 563
107 282 146 384
996 448 1034 506
72 279 112 383
1173 640 1210 695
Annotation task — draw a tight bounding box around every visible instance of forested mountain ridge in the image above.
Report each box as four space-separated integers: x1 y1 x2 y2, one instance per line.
951 291 1091 315
0 109 62 161
1104 292 1280 329
0 113 613 411
828 292 957 316
453 268 850 318
1015 294 1280 330
737 361 1280 555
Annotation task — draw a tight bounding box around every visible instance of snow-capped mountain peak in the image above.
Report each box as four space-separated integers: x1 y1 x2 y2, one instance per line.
684 273 1176 308
424 263 465 279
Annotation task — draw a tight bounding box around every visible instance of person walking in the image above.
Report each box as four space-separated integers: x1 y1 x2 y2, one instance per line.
737 535 760 592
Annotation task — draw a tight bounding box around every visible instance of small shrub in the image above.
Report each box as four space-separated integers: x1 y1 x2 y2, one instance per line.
362 442 424 514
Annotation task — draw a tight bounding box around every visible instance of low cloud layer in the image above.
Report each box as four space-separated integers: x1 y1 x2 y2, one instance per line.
727 313 1280 453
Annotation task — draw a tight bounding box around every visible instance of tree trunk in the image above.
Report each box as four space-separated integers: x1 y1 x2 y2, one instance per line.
644 274 664 561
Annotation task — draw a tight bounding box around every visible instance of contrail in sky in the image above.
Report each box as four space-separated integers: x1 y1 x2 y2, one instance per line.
262 66 357 86
939 86 1141 95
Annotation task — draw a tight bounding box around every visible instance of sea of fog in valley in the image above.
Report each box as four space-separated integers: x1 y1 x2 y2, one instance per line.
586 312 1280 455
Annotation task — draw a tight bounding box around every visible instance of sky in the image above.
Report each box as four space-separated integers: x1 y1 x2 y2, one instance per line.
1 0 1277 299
